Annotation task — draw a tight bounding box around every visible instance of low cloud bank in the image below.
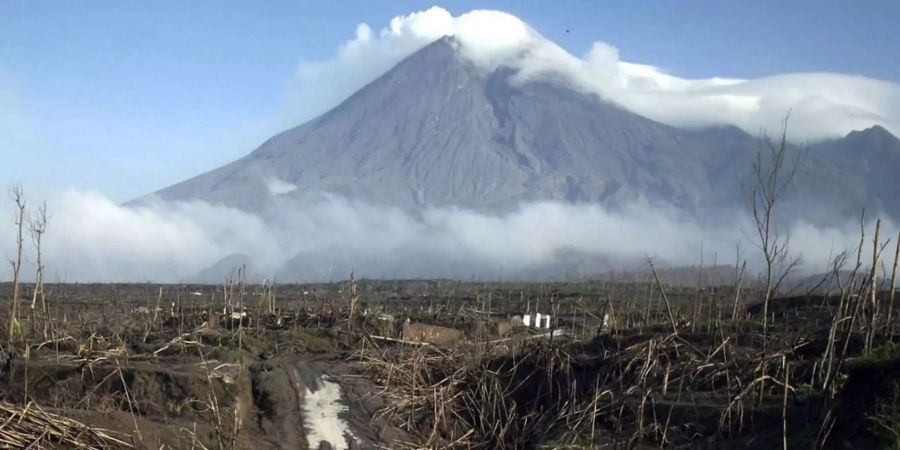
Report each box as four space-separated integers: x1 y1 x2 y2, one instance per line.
0 189 892 283
286 7 900 141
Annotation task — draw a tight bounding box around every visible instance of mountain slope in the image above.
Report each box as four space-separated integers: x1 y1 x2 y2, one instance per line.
145 38 740 214
144 36 900 224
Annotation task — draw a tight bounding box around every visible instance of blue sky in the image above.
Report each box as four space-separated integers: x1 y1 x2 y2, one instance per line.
2 1 899 201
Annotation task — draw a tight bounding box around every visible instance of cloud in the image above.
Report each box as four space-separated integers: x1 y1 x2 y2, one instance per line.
284 7 900 140
265 176 298 195
0 189 891 282
18 190 288 281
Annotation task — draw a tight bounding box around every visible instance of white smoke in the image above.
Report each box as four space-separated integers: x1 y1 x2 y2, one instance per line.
265 176 298 195
0 189 893 282
285 6 900 141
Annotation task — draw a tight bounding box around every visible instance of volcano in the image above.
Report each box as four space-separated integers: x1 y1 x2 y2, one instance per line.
133 36 900 281
142 36 900 223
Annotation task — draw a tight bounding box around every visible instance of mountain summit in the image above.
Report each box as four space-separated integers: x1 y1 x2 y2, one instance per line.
143 36 900 223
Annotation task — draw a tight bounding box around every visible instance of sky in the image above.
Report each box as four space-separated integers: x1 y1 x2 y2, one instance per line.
2 1 899 202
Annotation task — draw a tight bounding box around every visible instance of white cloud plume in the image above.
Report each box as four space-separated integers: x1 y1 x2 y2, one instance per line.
265 176 298 195
17 190 288 281
285 6 900 140
0 189 890 282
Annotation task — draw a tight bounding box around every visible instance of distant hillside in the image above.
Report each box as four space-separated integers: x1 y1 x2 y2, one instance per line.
133 36 900 281
137 36 900 222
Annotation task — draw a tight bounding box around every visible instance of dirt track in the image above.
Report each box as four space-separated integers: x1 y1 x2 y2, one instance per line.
251 356 405 449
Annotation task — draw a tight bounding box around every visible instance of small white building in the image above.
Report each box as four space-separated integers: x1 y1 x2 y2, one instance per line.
521 313 551 329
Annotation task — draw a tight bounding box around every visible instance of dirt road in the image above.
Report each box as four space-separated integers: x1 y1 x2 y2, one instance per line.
251 356 403 449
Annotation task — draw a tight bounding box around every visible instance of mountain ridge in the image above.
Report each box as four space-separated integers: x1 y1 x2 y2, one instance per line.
140 36 900 224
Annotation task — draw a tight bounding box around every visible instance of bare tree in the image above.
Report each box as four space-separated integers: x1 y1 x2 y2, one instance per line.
347 269 360 323
748 114 804 337
888 230 900 335
29 202 48 311
864 219 887 351
28 201 49 340
8 184 26 352
731 242 747 321
647 257 679 336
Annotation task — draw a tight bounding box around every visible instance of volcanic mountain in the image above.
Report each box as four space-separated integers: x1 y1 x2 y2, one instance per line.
143 36 900 224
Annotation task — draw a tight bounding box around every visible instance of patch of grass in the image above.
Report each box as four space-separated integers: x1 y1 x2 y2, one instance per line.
286 329 336 353
868 380 900 449
868 342 900 363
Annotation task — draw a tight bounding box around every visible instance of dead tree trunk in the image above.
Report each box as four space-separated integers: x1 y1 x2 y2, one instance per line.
8 184 26 353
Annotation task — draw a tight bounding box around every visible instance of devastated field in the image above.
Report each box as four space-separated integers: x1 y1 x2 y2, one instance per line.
0 270 897 450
